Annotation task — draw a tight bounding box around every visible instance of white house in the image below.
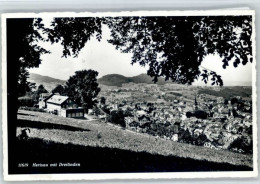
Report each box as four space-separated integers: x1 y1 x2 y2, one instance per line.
46 95 84 118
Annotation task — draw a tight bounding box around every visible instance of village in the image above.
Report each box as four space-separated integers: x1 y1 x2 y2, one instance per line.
96 83 253 154
19 82 253 155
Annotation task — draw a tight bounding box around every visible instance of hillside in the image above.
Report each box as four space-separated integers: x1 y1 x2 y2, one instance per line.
28 73 66 92
97 74 132 87
198 86 252 99
98 73 170 87
28 73 252 91
131 73 170 85
28 73 169 90
15 110 253 174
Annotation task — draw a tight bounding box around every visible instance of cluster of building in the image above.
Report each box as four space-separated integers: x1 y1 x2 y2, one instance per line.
34 83 252 153
99 84 253 153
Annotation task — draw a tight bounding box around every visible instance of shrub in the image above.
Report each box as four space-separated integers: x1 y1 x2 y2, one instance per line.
18 97 35 107
108 109 126 127
19 106 46 113
228 136 253 154
194 110 208 119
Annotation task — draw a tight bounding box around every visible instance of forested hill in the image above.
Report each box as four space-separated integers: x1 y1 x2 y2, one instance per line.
28 73 171 90
28 73 252 91
28 73 66 92
98 73 171 87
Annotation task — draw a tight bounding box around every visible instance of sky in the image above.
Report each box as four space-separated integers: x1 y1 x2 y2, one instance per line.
29 18 252 86
29 24 148 80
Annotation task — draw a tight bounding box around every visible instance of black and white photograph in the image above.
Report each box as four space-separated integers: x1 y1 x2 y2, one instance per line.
1 10 257 180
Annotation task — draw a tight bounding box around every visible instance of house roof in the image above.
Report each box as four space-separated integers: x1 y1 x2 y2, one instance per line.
42 93 54 102
47 95 69 105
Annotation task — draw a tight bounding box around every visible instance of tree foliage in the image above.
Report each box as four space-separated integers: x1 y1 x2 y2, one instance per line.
108 109 126 127
17 68 36 97
32 84 48 101
6 18 49 153
229 136 253 154
45 17 103 57
9 16 253 102
37 84 48 93
100 96 106 105
18 97 35 107
105 16 252 85
6 15 253 147
7 18 50 98
52 84 66 95
65 70 100 112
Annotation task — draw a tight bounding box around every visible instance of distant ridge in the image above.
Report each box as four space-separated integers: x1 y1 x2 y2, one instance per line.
28 73 66 92
28 73 171 91
29 73 65 84
98 73 171 87
28 73 251 91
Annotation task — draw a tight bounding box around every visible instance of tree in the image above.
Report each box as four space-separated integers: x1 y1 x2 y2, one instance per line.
229 136 253 154
6 16 253 163
17 68 36 97
37 84 48 93
180 128 193 143
7 18 49 98
7 18 49 168
194 110 208 119
32 84 48 102
52 84 66 95
108 109 126 127
65 70 100 112
196 133 208 146
100 97 106 105
124 107 133 117
186 111 193 118
43 16 253 86
9 16 253 111
105 16 252 85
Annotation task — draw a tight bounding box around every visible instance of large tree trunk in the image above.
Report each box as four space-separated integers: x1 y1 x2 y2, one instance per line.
6 19 26 173
6 56 19 173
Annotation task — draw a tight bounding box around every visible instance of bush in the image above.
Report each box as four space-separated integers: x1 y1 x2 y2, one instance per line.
19 106 46 113
228 136 253 154
108 109 126 127
196 133 208 146
186 111 208 119
194 110 208 119
18 97 35 107
186 111 193 118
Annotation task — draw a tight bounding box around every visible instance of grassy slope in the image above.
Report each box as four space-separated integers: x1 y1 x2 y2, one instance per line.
16 110 253 172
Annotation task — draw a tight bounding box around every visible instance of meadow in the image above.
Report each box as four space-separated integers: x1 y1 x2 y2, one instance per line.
13 110 253 173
